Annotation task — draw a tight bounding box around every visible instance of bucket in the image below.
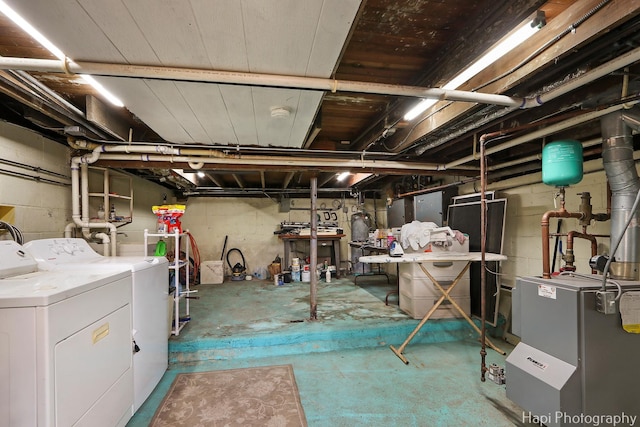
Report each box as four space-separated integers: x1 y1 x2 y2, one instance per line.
301 270 311 282
292 270 301 282
292 257 300 266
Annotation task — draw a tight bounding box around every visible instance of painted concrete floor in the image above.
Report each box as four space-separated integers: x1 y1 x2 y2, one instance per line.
127 275 535 426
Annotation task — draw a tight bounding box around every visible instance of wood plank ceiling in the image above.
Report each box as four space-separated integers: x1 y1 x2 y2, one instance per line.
0 0 639 197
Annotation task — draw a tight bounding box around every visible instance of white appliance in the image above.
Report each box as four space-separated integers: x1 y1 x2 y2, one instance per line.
0 240 134 427
23 238 169 413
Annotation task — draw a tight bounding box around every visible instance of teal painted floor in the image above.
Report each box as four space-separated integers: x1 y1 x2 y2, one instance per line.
127 275 534 426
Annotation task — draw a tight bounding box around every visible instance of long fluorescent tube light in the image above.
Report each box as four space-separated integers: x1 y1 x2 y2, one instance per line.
0 1 125 108
404 17 542 121
79 74 124 107
336 171 350 181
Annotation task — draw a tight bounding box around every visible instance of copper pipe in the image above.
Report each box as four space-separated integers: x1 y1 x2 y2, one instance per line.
565 230 598 273
478 131 506 381
550 233 609 238
542 205 584 278
480 133 488 382
542 187 610 278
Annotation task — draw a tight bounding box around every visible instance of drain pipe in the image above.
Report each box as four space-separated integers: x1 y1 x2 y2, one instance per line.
600 109 640 279
68 137 451 173
66 146 118 256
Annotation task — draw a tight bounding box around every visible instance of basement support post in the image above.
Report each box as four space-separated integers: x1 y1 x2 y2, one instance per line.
310 174 318 321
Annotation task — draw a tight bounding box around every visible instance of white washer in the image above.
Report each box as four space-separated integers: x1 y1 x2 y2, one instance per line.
23 238 169 413
0 240 134 427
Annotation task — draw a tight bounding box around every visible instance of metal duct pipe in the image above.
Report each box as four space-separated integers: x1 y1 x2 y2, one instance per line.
600 109 640 279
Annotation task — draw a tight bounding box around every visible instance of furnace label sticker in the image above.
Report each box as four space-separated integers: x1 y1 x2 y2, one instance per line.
538 284 557 299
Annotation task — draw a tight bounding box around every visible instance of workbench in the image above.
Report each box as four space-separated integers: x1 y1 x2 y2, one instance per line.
278 234 345 278
359 251 507 364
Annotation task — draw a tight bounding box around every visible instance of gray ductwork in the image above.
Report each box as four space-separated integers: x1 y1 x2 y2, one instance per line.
601 109 640 280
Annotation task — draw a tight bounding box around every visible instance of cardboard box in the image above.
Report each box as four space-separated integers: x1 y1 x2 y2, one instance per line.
200 260 224 284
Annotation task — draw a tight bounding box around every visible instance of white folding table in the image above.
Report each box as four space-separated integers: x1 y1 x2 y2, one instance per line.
359 251 507 364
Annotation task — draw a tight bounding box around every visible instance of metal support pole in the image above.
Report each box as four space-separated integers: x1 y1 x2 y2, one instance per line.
310 174 318 320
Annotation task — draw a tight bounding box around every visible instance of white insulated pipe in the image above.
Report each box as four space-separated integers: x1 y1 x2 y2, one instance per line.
0 57 522 107
96 152 453 172
3 45 639 116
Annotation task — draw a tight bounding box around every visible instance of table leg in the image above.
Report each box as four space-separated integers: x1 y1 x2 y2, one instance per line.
385 264 399 305
334 240 341 278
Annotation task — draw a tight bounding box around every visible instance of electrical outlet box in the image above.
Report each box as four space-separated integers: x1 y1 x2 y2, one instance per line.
596 290 617 315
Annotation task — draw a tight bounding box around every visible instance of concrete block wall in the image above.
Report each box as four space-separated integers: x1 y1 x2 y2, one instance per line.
182 197 381 277
0 122 72 241
0 121 169 248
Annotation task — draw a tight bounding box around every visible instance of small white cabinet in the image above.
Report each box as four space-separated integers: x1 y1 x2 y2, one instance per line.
144 229 195 336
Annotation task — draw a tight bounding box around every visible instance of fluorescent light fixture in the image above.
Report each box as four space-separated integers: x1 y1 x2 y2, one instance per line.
336 171 350 181
0 1 125 108
0 2 64 60
404 15 543 121
79 74 124 107
197 171 205 178
173 169 197 185
404 99 437 121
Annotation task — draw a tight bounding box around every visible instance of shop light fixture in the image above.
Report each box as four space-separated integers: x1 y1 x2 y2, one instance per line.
404 12 545 121
0 1 125 107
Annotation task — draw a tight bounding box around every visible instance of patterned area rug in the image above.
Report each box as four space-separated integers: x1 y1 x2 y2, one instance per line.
150 364 307 427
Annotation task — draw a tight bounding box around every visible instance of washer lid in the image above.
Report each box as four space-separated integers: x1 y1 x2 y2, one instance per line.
0 268 130 308
24 238 168 272
23 238 101 266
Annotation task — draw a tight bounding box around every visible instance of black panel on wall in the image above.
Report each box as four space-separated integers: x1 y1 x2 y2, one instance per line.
447 198 507 326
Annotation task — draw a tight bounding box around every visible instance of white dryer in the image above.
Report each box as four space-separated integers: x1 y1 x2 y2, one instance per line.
0 240 134 427
23 238 169 413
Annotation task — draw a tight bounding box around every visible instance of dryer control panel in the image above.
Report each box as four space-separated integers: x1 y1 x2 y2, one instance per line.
0 240 37 278
24 238 100 266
